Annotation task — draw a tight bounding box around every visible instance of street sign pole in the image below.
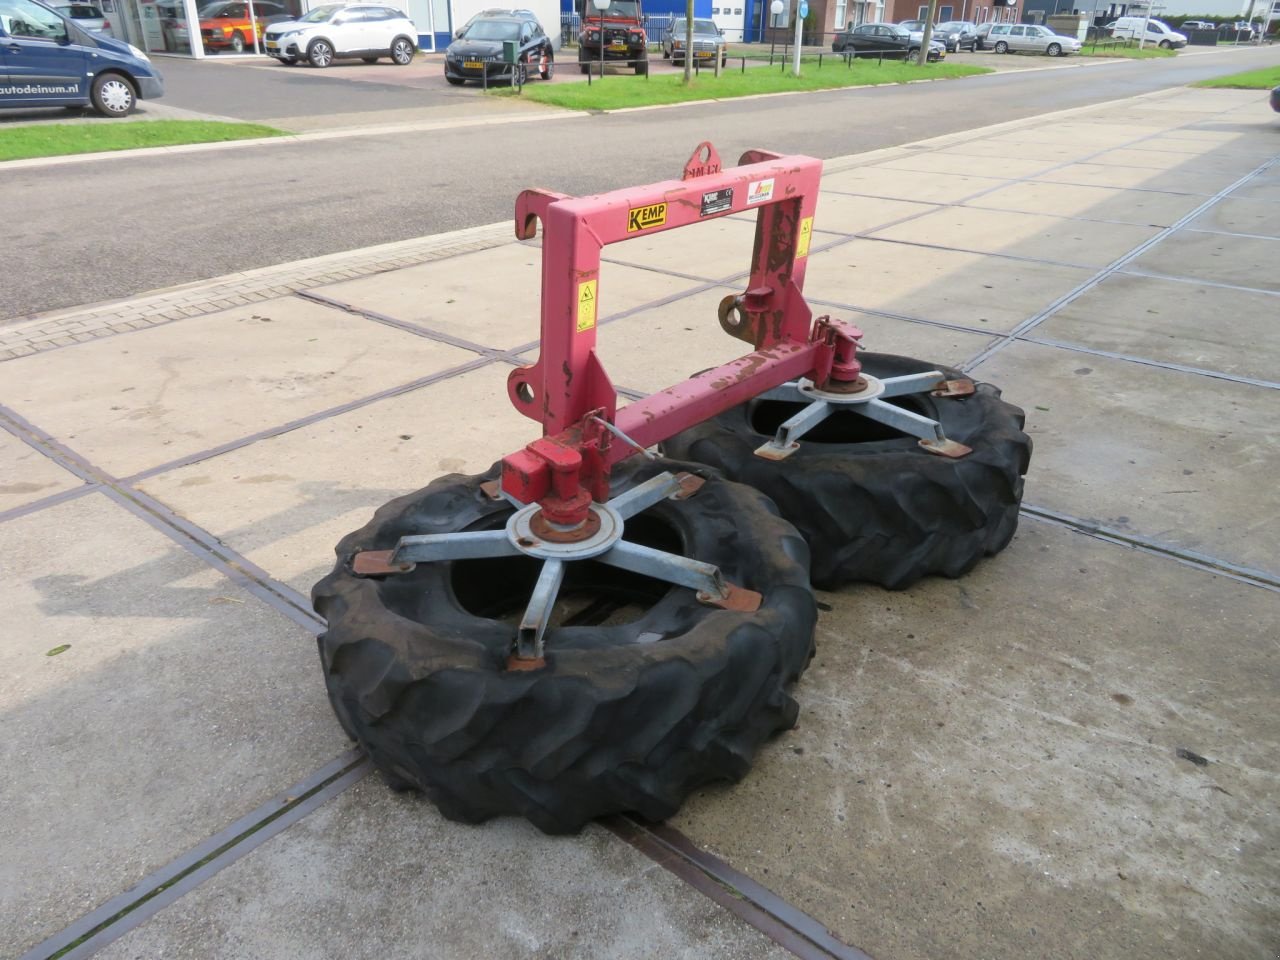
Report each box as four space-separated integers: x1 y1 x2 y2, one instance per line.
792 0 807 77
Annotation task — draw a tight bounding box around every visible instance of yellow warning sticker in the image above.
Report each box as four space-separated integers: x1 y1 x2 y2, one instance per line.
627 202 667 233
576 279 598 332
796 216 813 259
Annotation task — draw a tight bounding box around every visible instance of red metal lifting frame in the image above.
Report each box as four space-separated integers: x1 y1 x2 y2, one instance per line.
502 143 865 528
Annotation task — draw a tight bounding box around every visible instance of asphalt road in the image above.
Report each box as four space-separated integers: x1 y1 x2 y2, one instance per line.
3 45 1276 320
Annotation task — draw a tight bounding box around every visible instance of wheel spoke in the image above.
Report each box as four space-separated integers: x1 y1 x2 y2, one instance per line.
608 471 683 520
857 397 946 442
754 399 831 459
598 540 726 598
391 530 519 565
876 371 945 398
515 559 565 660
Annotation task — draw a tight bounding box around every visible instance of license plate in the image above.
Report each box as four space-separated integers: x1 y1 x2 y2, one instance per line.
265 40 278 49
695 50 713 57
609 42 626 50
464 59 483 68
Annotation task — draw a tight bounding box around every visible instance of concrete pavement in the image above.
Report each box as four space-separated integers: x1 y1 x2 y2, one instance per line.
2 83 1278 960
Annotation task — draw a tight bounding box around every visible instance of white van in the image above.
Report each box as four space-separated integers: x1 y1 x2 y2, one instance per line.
1108 17 1187 47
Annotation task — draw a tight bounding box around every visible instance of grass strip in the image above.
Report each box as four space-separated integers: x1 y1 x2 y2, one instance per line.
1080 44 1177 58
1192 65 1280 89
491 60 989 110
0 119 286 162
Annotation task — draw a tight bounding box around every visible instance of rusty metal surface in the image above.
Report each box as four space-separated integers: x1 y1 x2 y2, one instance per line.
931 378 976 398
698 582 764 612
530 510 602 544
350 550 415 576
671 473 706 500
918 438 974 459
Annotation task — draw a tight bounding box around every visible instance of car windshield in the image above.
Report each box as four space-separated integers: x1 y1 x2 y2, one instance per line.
888 25 909 36
671 18 717 32
464 18 520 39
588 0 638 16
298 4 343 22
197 2 233 15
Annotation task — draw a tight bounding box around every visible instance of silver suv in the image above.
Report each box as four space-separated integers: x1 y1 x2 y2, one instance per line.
263 3 416 67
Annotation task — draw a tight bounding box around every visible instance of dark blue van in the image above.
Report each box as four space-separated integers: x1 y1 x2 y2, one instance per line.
1 0 163 117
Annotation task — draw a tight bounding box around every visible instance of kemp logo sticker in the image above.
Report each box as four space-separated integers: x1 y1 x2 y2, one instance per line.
627 202 667 232
746 178 775 205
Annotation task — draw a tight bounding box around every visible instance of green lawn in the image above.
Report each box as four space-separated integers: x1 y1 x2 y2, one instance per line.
1080 44 1177 58
1193 65 1280 89
492 60 989 110
0 120 286 162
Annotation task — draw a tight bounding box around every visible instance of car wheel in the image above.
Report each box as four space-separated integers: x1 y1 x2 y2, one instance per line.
513 61 527 85
390 36 414 64
634 51 648 75
229 30 245 53
994 40 1008 53
1158 39 1171 48
1047 42 1061 56
538 51 554 80
307 38 333 67
446 75 465 85
89 71 135 118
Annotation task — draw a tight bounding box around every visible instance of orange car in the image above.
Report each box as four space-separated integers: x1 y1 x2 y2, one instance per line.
189 0 289 53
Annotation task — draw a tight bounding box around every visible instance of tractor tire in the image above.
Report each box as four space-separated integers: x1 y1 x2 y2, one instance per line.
661 353 1032 591
312 457 817 835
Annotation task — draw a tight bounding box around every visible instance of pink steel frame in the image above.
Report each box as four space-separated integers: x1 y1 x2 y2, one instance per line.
501 143 863 525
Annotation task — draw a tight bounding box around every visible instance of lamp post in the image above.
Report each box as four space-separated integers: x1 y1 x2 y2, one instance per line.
593 0 611 78
769 0 782 61
793 0 805 77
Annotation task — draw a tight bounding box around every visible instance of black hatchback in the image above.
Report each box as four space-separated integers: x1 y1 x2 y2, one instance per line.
444 12 553 85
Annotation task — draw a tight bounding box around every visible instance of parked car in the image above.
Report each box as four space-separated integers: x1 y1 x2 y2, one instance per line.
47 1 110 35
974 20 1000 49
1219 20 1256 39
454 7 534 37
192 0 289 53
263 3 417 66
1179 19 1215 32
443 10 553 85
934 20 978 51
831 21 944 61
660 17 725 66
1107 16 1186 48
1272 84 1280 113
0 0 163 116
985 22 1082 56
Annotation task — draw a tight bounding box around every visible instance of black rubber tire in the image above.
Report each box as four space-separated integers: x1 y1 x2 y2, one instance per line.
1047 42 1062 56
307 38 333 67
390 36 415 64
661 353 1032 591
312 457 817 834
994 40 1009 53
229 31 245 53
89 72 135 118
634 51 648 75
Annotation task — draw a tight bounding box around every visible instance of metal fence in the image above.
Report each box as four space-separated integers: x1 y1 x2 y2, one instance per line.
560 12 679 48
